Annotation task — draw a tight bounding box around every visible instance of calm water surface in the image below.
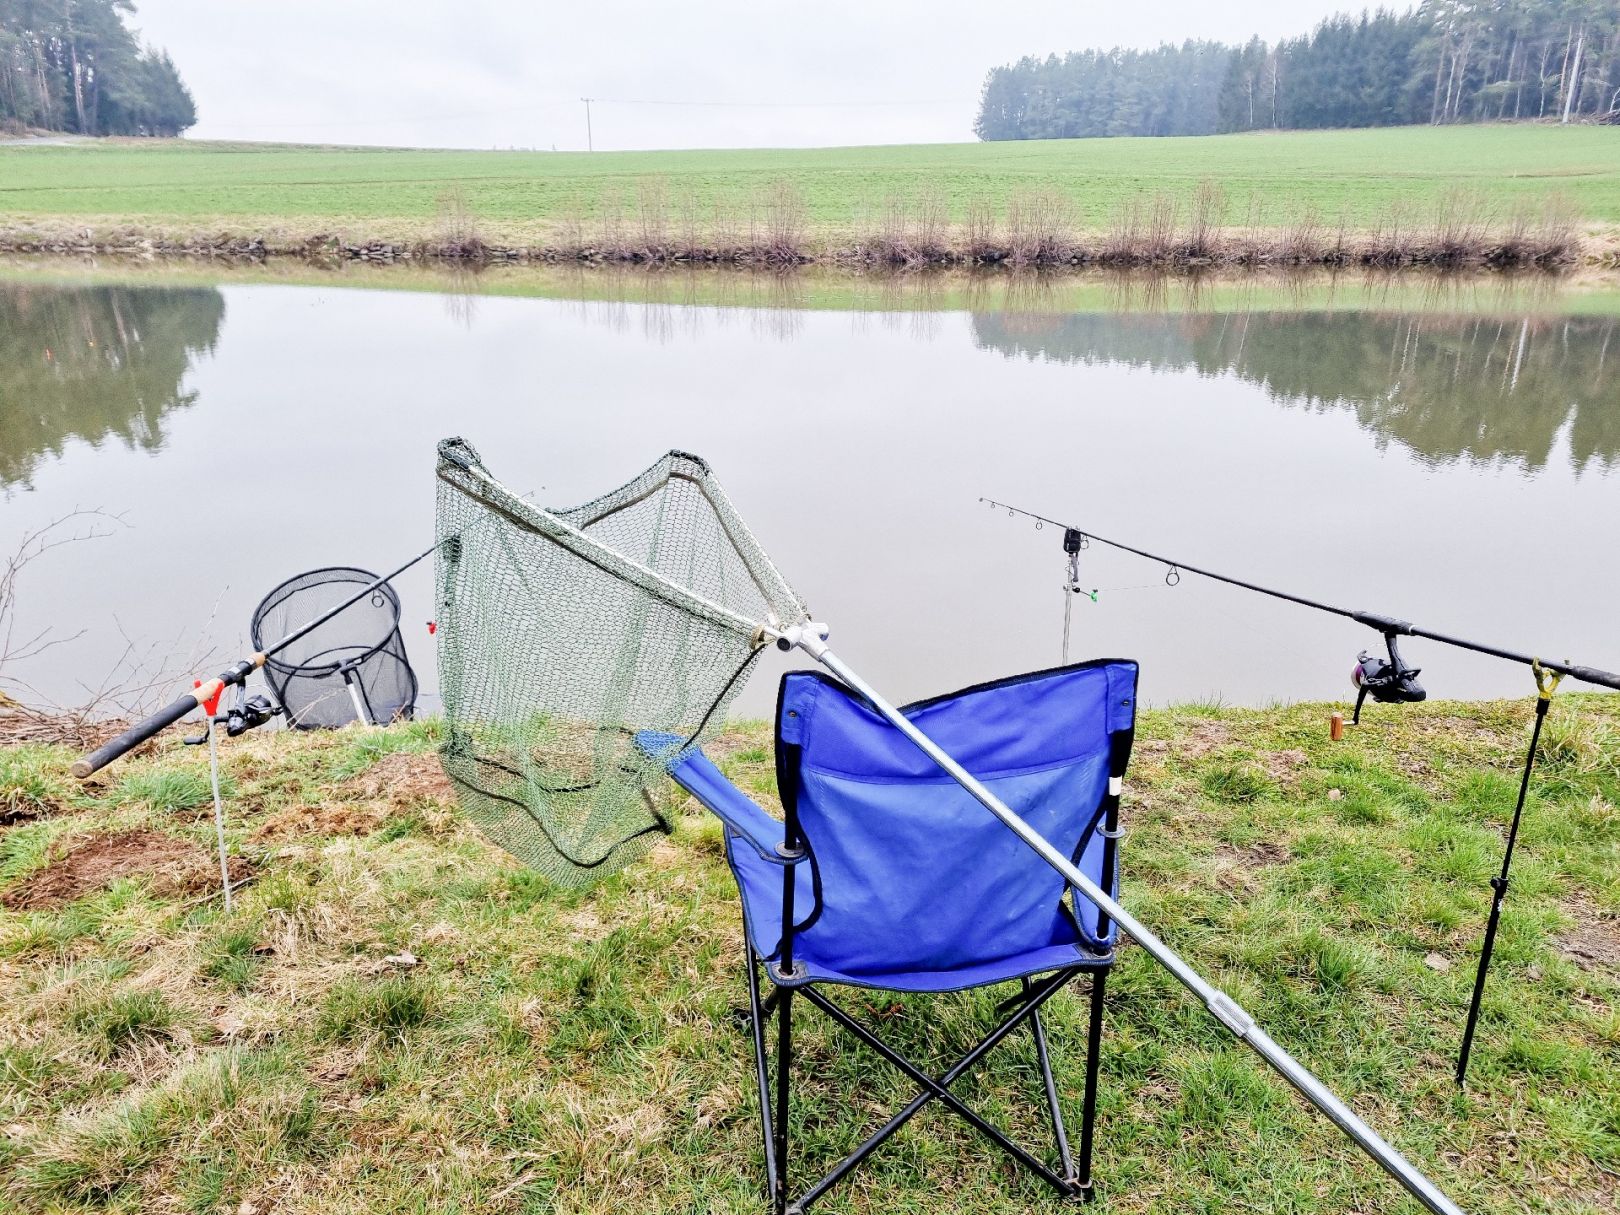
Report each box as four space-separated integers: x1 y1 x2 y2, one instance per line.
2 268 1616 719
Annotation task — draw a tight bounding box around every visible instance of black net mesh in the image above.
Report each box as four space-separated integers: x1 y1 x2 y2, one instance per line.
250 567 419 730
434 437 808 886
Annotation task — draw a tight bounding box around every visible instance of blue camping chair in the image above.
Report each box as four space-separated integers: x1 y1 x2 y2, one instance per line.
665 658 1138 1213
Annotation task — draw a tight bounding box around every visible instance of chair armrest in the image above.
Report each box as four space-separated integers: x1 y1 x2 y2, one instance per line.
634 732 797 865
674 751 799 864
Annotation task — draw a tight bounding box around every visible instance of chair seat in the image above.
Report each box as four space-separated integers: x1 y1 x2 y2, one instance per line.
659 741 1115 993
729 843 1111 993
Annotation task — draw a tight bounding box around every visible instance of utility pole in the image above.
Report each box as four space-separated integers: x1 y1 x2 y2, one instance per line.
581 97 594 151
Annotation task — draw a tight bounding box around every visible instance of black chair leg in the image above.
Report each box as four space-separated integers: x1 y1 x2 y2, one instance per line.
744 947 778 1204
1027 976 1077 1184
1076 968 1108 1200
773 987 794 1215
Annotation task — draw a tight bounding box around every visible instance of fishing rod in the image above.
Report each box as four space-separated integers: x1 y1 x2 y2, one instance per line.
980 495 1619 1087
981 499 1620 696
70 542 439 779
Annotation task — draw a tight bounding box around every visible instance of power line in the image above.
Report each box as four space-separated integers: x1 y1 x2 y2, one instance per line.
588 97 971 108
208 94 973 132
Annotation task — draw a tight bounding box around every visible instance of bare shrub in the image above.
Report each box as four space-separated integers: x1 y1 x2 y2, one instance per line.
1101 196 1143 264
1494 194 1580 267
873 192 914 265
1325 209 1350 265
434 188 487 260
964 196 999 263
2 512 122 693
1005 188 1074 266
596 191 627 259
913 188 948 262
1278 207 1324 264
758 179 808 264
1183 180 1226 260
1143 193 1178 263
556 198 588 257
708 195 739 262
1227 193 1267 265
1365 199 1416 267
1530 194 1580 266
673 186 705 261
636 178 670 260
1428 189 1491 266
0 510 196 746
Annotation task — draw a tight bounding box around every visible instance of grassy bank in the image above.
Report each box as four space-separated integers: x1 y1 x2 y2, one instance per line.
1 126 1619 269
2 697 1617 1213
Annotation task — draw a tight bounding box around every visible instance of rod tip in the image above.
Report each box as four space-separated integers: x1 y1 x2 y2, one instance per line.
70 759 93 779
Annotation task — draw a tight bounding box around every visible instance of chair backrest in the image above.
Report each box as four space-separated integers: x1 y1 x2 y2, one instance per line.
778 660 1137 979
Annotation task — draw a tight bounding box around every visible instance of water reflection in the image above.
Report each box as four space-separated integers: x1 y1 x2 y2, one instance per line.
0 282 224 490
972 311 1619 473
0 271 1614 714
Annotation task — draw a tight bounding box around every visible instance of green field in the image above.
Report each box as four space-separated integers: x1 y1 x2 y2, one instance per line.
2 697 1617 1213
3 125 1619 246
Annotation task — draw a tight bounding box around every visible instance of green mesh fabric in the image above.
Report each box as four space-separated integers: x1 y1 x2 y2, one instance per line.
434 438 807 885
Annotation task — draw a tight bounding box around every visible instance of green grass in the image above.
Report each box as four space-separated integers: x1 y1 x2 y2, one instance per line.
1 745 70 820
1 698 1617 1213
3 125 1619 243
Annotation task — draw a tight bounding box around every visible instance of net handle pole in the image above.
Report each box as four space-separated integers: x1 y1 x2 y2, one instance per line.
343 670 372 727
789 631 1464 1215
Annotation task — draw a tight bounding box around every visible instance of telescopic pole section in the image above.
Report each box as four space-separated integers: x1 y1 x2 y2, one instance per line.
1456 675 1557 1086
785 629 1465 1215
205 716 233 913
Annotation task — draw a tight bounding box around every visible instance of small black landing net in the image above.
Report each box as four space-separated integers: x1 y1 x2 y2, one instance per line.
251 567 418 729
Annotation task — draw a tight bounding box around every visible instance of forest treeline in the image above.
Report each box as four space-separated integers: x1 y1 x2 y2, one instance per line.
976 0 1620 140
0 0 193 136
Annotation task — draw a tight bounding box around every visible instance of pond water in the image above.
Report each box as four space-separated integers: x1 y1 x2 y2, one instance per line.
1 265 1617 723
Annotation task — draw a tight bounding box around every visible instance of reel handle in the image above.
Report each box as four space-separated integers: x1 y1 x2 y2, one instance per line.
70 657 263 779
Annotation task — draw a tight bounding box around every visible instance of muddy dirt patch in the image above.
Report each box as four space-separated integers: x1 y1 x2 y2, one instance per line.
1213 840 1291 869
1556 902 1620 974
1262 749 1310 784
1 797 53 827
1 829 251 910
345 752 455 807
253 800 388 841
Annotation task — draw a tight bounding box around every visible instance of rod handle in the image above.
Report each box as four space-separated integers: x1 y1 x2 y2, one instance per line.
1563 664 1620 692
69 657 262 779
71 689 211 778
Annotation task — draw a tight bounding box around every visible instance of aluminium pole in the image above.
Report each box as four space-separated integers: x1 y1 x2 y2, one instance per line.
784 628 1465 1215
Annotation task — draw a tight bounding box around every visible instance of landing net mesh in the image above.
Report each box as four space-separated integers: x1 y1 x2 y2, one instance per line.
434 438 808 885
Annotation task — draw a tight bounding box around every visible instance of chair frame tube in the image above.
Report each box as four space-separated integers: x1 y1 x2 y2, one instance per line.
751 948 1101 1215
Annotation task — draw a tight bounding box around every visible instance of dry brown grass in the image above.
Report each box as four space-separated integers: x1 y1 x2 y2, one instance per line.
0 177 1599 273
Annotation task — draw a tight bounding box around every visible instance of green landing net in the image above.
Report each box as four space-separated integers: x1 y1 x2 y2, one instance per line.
433 438 808 885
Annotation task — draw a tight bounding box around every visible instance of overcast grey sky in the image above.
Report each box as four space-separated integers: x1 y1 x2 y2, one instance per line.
130 2 1381 151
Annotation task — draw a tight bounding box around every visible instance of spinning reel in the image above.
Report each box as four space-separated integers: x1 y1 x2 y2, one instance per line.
184 683 282 745
1351 631 1425 724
